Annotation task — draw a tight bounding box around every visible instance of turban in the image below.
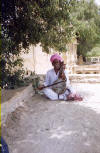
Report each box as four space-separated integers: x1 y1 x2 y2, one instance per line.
50 54 62 63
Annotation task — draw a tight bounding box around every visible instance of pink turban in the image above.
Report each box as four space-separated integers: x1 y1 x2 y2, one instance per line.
50 54 62 63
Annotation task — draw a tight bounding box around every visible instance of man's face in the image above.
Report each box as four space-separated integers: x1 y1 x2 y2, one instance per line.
52 59 60 70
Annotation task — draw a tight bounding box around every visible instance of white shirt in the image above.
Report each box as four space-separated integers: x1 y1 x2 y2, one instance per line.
44 68 74 93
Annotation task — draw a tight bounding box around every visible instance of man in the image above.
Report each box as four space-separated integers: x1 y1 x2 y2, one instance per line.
39 53 83 101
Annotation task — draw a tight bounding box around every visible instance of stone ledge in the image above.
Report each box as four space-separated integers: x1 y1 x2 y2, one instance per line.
38 74 100 83
1 84 33 123
69 74 100 83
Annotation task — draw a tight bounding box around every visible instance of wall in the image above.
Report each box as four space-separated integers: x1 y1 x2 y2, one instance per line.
21 40 78 75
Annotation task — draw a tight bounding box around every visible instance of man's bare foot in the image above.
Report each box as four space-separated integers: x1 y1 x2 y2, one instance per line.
67 94 83 101
74 94 83 101
67 94 75 101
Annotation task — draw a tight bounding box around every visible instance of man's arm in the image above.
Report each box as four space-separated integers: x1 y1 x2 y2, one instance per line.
38 71 50 90
44 71 50 86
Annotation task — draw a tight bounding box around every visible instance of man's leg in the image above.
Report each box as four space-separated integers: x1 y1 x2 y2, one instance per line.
64 90 83 101
43 88 58 100
59 89 78 101
43 88 83 101
59 89 70 100
43 88 71 101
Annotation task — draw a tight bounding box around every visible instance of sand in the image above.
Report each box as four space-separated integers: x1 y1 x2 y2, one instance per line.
1 83 100 153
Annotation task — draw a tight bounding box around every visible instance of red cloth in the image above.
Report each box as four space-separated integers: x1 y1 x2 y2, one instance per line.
50 54 62 63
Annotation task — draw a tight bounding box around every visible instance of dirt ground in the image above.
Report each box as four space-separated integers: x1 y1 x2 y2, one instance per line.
2 83 100 153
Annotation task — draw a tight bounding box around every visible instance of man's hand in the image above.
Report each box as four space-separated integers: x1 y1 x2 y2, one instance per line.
61 73 66 80
38 85 45 90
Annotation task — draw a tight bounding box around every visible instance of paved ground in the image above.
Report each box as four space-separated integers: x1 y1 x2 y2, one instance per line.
2 83 100 153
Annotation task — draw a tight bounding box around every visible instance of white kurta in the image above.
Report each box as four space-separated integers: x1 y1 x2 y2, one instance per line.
43 69 75 100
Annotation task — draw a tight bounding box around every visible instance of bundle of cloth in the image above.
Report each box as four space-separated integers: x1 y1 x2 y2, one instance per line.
1 137 9 153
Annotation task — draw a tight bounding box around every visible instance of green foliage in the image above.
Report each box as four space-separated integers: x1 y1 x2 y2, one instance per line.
2 0 76 52
71 0 100 57
86 47 100 57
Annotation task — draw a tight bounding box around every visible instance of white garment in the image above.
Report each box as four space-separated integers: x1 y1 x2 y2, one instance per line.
43 69 75 100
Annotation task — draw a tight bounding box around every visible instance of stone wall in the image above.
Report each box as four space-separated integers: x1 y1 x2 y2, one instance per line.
62 38 78 74
33 44 53 74
21 44 53 75
21 40 78 75
74 64 100 74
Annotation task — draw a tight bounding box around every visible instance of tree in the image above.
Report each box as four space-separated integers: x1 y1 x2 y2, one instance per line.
71 0 100 58
2 0 77 52
2 0 99 87
1 0 77 87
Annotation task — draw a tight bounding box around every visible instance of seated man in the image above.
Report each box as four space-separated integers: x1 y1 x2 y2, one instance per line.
39 53 83 101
